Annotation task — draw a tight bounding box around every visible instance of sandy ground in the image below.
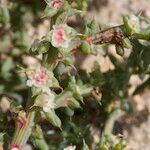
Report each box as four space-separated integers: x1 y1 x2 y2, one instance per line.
87 0 150 149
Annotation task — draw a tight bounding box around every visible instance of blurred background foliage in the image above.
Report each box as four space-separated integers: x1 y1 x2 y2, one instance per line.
0 0 150 150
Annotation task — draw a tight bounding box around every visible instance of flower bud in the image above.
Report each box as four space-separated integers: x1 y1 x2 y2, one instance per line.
50 0 64 10
44 0 64 18
115 45 124 56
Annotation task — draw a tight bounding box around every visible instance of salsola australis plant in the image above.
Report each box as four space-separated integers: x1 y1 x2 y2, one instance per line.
0 0 150 150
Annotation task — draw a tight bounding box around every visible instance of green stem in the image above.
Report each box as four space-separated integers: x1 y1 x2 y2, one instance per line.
133 33 150 40
11 111 35 149
104 108 119 135
91 25 124 45
98 108 119 149
31 125 49 150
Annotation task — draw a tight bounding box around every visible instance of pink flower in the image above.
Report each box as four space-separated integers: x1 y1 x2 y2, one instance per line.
50 0 64 9
26 66 53 88
25 66 59 96
54 26 66 45
52 25 69 48
41 93 56 112
51 24 80 50
34 70 49 87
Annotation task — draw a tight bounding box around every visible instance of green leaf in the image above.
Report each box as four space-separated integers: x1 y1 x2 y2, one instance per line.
1 57 14 77
123 15 132 35
0 7 10 26
81 41 92 54
44 109 61 128
50 76 60 88
133 32 150 41
55 62 66 75
55 90 81 109
44 0 69 18
0 85 4 95
44 5 59 18
84 19 100 36
63 54 75 68
29 39 40 54
112 139 127 150
82 140 89 150
55 90 72 107
36 41 50 54
140 47 150 72
122 38 132 49
90 63 105 87
115 45 124 56
29 95 42 111
121 99 133 114
32 125 49 150
123 15 140 35
56 8 84 24
32 138 49 150
64 107 74 117
45 47 59 70
0 132 5 142
69 97 81 108
29 40 50 54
